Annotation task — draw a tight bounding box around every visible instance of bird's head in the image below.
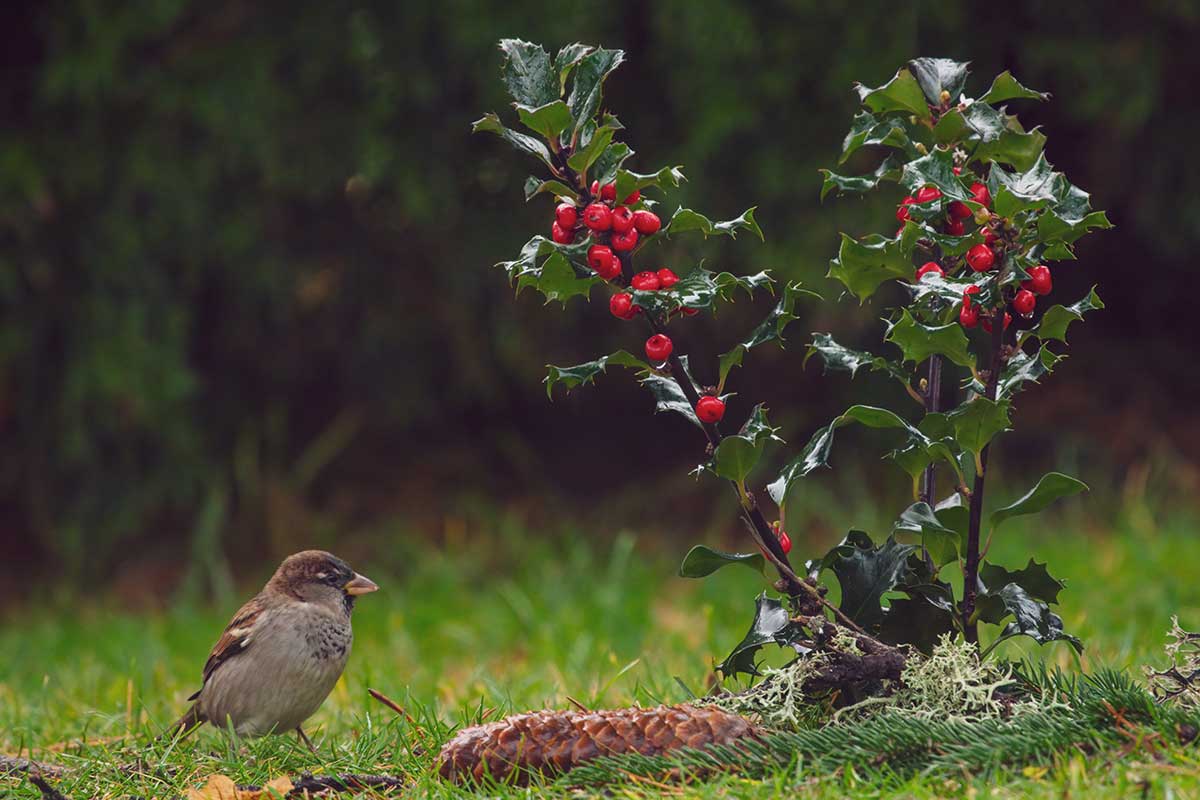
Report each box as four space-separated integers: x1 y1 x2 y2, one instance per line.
269 550 379 612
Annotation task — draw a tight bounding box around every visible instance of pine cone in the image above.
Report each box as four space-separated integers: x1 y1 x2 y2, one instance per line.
437 703 758 784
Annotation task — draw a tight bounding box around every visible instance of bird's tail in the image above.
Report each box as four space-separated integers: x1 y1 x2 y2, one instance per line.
161 703 206 742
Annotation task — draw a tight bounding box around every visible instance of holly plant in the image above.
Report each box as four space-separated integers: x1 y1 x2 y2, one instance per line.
785 58 1111 658
474 39 822 612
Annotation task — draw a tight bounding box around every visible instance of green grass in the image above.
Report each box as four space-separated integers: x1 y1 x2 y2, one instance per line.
2 497 1200 798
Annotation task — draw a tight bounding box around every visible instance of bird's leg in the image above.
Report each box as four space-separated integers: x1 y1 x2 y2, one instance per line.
296 726 318 754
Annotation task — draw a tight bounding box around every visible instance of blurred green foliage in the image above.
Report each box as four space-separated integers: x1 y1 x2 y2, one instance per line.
1 2 1196 579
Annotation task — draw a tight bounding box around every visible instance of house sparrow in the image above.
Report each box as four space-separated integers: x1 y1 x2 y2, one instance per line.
168 550 378 748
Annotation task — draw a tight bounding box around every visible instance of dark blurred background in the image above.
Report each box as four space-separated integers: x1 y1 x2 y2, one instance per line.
2 1 1198 601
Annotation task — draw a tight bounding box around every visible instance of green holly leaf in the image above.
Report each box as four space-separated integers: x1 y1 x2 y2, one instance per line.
900 149 972 201
1039 209 1112 246
678 545 764 578
1032 286 1104 343
614 165 686 203
567 125 616 172
498 39 558 107
718 282 814 384
914 227 986 258
946 397 1011 456
821 531 918 629
553 43 592 93
979 71 1048 104
665 207 764 241
589 142 635 186
879 596 956 655
544 350 650 399
893 502 961 567
855 68 930 116
515 100 573 140
521 251 600 305
805 332 910 384
840 112 922 163
974 125 1047 172
827 233 912 302
472 112 554 168
994 345 1062 398
566 47 624 140
988 153 1058 216
523 176 578 202
631 268 780 318
987 584 1082 653
908 272 987 306
909 57 970 104
990 472 1089 530
980 560 1066 605
640 355 704 427
717 593 803 678
712 404 782 484
819 154 902 200
885 309 975 368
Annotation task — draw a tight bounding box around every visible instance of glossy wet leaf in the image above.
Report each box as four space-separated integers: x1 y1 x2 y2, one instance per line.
989 583 1082 653
716 593 804 677
804 333 909 384
523 176 578 202
900 149 971 202
665 207 764 241
589 142 634 186
678 545 764 578
840 111 921 163
827 233 912 302
979 71 1048 104
819 154 902 199
990 472 1089 530
980 559 1066 605
640 355 703 428
909 57 970 104
885 309 975 368
566 47 624 139
718 282 814 384
473 113 554 168
947 398 1011 456
614 165 686 203
993 345 1062 398
553 43 592 92
821 531 918 629
893 502 961 567
1032 286 1104 343
567 125 616 172
498 39 558 107
544 350 650 399
515 100 573 140
855 68 930 116
879 596 956 654
711 405 782 484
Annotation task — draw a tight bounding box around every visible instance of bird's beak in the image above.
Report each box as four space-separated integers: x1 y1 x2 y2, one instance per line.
343 573 379 595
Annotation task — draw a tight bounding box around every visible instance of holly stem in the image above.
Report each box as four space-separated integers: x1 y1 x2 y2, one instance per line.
962 306 1006 645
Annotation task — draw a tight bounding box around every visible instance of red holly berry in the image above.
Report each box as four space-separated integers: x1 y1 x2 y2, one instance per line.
583 202 612 231
778 528 792 555
590 180 600 196
695 395 725 424
588 245 620 280
1013 288 1036 316
600 183 617 203
631 271 661 291
983 228 998 246
644 333 673 362
632 209 661 235
915 185 942 203
945 218 966 236
981 312 1012 333
896 196 916 222
609 292 636 320
610 206 635 234
962 284 981 309
966 243 995 272
970 182 991 208
555 203 577 229
682 307 699 316
551 221 573 244
1025 264 1052 295
622 189 641 205
915 261 944 281
960 304 979 328
948 200 972 220
952 166 963 176
656 268 680 289
611 228 638 251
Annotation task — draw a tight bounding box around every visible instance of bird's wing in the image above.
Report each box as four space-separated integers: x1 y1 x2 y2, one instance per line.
188 595 269 700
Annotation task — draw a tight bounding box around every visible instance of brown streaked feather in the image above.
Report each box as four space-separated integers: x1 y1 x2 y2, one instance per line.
189 595 267 699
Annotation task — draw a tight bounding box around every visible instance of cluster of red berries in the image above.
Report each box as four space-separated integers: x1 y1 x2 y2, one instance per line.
895 171 991 239
957 264 1053 331
551 181 662 281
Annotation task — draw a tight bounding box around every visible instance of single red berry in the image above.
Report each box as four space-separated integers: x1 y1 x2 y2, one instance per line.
778 528 792 555
644 333 673 362
970 182 991 208
623 189 641 205
583 202 612 231
962 284 981 309
915 261 944 281
551 221 573 244
948 200 972 220
657 268 679 289
960 304 979 328
982 311 1012 333
896 196 916 222
611 228 638 251
682 307 699 316
631 271 661 291
609 292 637 320
632 209 661 235
555 203 578 229
590 180 600 196
1013 288 1036 316
1026 264 1052 295
983 228 998 246
610 206 634 234
945 218 966 236
966 243 995 272
695 395 725 424
915 185 942 203
600 183 617 203
952 166 963 175
588 245 620 280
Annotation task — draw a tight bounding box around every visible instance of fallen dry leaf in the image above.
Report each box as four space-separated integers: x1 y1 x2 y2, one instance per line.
186 774 294 800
